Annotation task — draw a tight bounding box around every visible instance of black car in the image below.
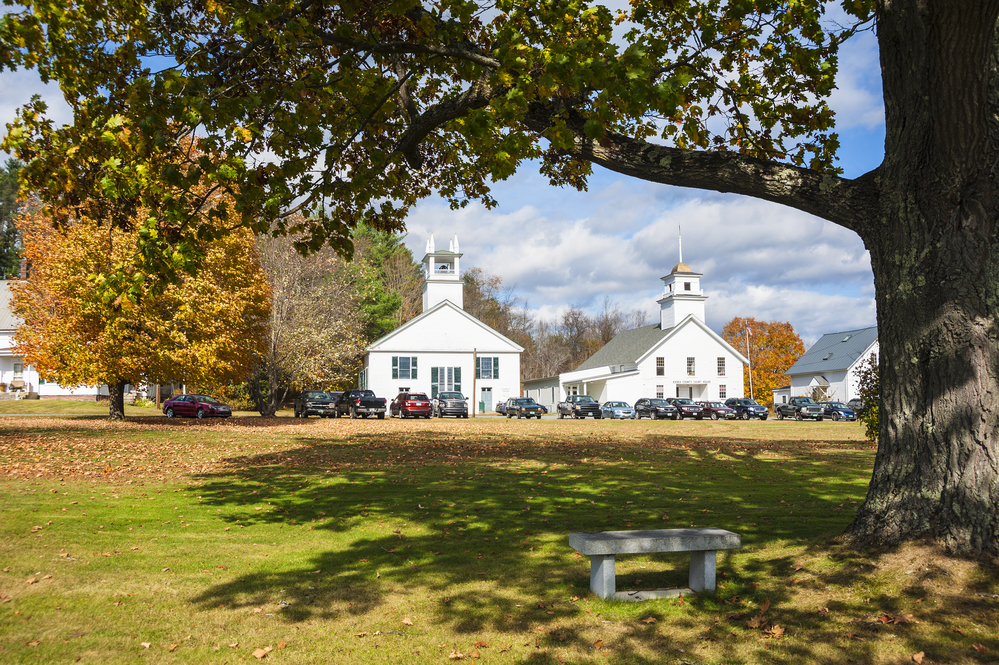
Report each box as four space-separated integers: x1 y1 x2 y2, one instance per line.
724 397 769 420
847 398 866 417
634 398 679 420
506 397 544 419
819 401 858 421
433 391 468 418
294 390 341 418
666 397 704 420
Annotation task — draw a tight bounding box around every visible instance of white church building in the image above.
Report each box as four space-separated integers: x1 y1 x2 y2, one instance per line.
525 260 749 409
360 234 524 414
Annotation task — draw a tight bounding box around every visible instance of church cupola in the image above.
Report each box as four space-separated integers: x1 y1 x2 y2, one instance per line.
657 236 707 328
422 233 463 311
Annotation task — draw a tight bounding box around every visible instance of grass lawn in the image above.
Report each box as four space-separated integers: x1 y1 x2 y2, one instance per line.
1 412 997 664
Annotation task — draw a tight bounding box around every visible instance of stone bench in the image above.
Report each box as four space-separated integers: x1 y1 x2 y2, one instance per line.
569 528 741 601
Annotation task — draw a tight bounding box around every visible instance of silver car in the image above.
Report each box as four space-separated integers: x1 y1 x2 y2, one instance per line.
600 401 635 419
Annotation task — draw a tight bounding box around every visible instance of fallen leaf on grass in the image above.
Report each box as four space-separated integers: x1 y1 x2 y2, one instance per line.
168 643 178 652
229 642 239 648
25 577 38 585
474 641 488 648
448 651 464 659
912 652 924 664
27 640 40 647
355 632 367 638
747 616 767 629
764 625 785 638
972 643 987 653
955 628 966 635
253 608 263 613
593 640 603 649
469 650 480 658
641 617 656 624
253 647 271 659
141 642 151 649
818 607 830 616
759 599 771 614
277 641 287 649
845 632 865 642
402 618 413 626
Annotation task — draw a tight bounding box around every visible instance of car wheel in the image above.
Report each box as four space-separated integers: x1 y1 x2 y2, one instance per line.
696 415 703 420
165 407 174 418
777 411 783 420
558 412 564 419
761 415 768 420
710 413 719 421
817 417 823 421
350 407 358 419
795 412 802 421
678 412 684 420
302 412 309 418
742 411 750 420
196 408 205 420
378 413 385 419
833 412 840 421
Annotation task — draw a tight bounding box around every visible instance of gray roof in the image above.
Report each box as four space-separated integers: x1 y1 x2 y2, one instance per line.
575 323 673 371
785 325 878 376
0 281 20 331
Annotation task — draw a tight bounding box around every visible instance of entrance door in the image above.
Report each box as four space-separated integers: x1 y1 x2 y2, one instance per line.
480 387 493 414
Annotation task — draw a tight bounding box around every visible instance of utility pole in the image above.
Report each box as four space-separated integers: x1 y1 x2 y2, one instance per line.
472 348 477 417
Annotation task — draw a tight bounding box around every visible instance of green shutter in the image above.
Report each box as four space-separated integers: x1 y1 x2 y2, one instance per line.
475 357 481 379
411 357 417 379
454 367 461 393
392 356 398 380
431 367 439 399
493 357 499 379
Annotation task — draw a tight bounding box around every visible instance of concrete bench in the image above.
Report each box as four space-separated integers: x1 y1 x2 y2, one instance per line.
569 528 741 601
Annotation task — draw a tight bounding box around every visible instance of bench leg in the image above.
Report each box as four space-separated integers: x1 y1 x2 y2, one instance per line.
688 550 716 593
589 555 616 600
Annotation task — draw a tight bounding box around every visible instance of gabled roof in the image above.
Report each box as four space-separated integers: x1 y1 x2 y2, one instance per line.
0 281 20 331
574 315 748 372
785 325 878 376
366 299 525 353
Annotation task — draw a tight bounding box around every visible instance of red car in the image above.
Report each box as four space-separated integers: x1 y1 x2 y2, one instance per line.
390 392 432 419
163 394 233 419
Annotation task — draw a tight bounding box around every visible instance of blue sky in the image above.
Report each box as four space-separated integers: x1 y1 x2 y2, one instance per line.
0 12 885 346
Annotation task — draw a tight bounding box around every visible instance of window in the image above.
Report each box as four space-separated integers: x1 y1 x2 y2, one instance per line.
684 282 691 291
431 367 462 398
475 356 500 380
359 367 367 389
392 356 418 380
656 385 664 399
686 357 695 376
719 385 727 399
13 362 23 380
717 357 725 376
656 357 664 376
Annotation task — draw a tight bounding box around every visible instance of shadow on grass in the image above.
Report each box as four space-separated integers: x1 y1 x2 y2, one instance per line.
184 429 997 664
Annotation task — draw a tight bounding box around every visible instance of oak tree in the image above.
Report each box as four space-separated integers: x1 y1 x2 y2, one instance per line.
722 317 805 409
3 1 999 553
11 205 270 419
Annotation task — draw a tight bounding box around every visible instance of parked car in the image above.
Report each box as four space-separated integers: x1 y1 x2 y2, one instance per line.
294 390 341 418
557 395 602 419
666 397 704 420
390 392 432 419
163 394 232 419
847 398 867 417
724 397 769 420
433 391 468 418
697 401 737 420
819 401 858 421
634 398 679 420
600 401 635 419
774 396 824 421
505 397 544 419
334 389 387 419
495 400 507 415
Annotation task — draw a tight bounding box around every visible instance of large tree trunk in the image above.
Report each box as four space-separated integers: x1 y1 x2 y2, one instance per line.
108 380 127 421
845 1 999 555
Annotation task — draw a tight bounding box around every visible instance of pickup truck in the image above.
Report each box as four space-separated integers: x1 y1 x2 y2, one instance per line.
775 396 824 421
557 395 602 419
335 389 387 419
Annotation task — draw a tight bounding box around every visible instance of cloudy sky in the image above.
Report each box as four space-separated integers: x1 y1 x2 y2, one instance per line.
0 12 884 346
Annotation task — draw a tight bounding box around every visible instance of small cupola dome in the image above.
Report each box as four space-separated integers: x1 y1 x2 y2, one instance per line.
671 261 694 274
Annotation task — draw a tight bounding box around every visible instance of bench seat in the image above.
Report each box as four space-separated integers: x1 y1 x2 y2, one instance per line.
570 528 741 600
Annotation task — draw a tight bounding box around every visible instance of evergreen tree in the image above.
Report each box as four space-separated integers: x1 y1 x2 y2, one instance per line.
0 159 22 279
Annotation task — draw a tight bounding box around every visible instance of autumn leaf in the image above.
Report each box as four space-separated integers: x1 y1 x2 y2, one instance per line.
27 640 41 647
911 652 924 664
25 577 38 585
448 651 464 659
593 639 603 648
759 599 771 614
402 618 413 626
972 643 986 653
641 617 656 624
253 647 269 659
474 641 488 648
168 643 178 652
355 632 368 638
747 615 767 629
141 642 151 649
277 641 287 649
765 624 785 638
469 650 480 658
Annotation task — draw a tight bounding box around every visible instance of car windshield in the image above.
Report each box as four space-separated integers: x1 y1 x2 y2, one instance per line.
196 396 220 404
650 399 671 406
304 391 329 399
439 392 464 399
673 399 694 405
605 402 629 408
707 402 725 408
827 402 848 409
570 396 596 403
742 399 760 406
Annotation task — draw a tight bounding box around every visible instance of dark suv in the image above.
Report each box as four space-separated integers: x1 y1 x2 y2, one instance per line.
433 391 468 418
634 398 679 420
666 397 704 420
294 390 341 418
724 397 769 420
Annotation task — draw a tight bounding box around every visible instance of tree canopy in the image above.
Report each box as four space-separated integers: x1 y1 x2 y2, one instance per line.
4 0 999 554
721 316 805 408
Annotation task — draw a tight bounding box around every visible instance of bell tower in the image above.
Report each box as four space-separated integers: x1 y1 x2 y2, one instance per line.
422 233 464 311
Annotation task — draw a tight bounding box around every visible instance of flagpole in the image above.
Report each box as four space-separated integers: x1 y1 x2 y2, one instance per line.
745 326 754 401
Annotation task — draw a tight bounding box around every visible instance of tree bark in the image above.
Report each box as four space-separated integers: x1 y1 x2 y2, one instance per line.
843 0 999 554
108 380 126 421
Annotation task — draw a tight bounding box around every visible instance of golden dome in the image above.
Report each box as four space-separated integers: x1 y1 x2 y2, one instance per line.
671 261 694 274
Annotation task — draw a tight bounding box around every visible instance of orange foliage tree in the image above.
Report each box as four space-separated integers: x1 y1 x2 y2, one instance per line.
722 317 805 409
11 206 270 419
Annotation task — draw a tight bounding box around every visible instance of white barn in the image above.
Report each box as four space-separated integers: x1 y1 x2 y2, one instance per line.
360 234 523 414
772 326 878 405
554 261 749 404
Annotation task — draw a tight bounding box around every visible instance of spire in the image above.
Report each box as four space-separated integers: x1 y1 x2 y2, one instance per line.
429 233 435 253
449 236 454 252
453 234 459 253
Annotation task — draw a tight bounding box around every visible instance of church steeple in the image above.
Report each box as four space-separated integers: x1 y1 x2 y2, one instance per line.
422 233 463 311
657 247 707 328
